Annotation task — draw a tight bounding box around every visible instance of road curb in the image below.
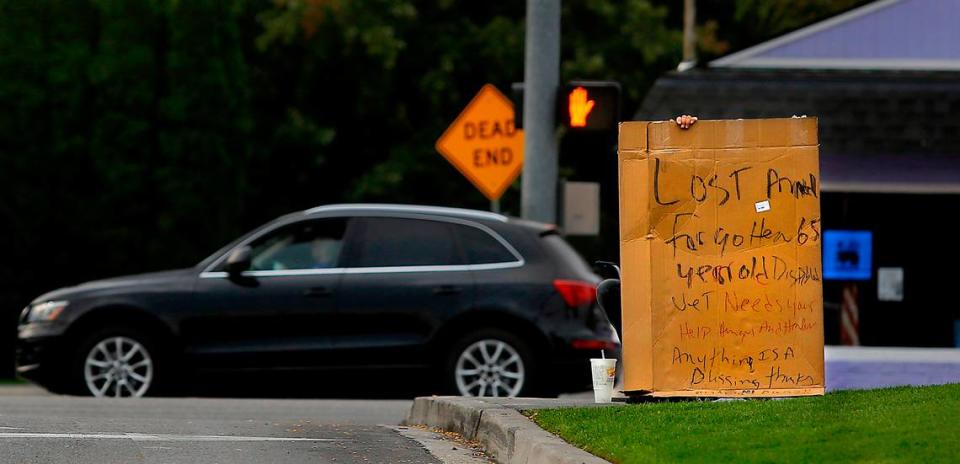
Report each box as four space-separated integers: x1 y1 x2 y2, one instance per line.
403 396 610 464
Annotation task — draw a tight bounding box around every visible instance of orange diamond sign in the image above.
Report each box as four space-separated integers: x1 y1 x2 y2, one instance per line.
436 84 524 200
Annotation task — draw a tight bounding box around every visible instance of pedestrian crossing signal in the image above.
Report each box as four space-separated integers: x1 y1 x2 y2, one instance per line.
568 87 594 127
561 81 620 131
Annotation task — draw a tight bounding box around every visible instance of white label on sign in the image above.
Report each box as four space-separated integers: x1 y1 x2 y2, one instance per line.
878 267 904 302
755 200 771 213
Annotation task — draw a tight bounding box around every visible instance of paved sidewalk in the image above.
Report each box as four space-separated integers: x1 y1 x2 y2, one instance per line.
825 346 960 391
560 346 960 400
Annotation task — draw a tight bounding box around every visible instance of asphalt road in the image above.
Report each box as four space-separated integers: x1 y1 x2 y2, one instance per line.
4 346 957 463
0 394 452 464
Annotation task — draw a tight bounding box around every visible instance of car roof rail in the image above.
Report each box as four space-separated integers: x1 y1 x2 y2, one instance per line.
303 203 509 222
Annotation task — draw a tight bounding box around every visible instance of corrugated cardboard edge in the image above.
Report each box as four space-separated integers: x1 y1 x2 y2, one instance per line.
618 121 654 392
645 118 818 150
641 387 824 398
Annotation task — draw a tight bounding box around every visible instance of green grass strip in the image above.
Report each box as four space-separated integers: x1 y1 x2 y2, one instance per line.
528 384 960 463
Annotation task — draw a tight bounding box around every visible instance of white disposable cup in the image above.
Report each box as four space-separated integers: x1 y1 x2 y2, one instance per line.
590 358 617 403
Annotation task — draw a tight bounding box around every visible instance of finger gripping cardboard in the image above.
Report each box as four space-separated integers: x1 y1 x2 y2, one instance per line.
618 118 824 398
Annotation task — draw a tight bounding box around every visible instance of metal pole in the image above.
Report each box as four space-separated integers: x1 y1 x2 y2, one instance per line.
679 0 697 70
521 0 561 223
490 199 501 214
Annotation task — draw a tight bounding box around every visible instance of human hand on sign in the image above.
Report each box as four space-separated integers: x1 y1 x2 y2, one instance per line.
568 86 595 127
675 114 697 129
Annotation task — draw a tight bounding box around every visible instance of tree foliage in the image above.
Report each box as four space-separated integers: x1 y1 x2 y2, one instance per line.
0 0 861 375
696 0 871 61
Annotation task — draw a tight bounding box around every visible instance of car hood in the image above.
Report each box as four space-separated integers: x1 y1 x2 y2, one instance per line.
32 268 197 303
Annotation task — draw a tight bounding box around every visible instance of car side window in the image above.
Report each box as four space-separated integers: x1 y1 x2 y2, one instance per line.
344 217 463 267
246 218 348 271
453 224 518 264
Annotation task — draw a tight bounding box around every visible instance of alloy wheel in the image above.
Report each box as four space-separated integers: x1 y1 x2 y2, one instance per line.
454 339 525 397
83 336 153 398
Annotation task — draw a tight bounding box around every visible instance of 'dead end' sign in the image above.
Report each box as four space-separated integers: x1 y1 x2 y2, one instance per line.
618 118 824 398
436 84 524 201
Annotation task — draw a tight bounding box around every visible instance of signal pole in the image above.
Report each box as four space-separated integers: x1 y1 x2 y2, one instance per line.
679 0 697 71
521 0 561 223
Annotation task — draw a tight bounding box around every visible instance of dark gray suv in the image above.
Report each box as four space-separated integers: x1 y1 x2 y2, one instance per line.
17 204 620 398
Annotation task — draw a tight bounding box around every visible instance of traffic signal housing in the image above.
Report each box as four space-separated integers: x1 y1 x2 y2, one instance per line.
560 80 621 131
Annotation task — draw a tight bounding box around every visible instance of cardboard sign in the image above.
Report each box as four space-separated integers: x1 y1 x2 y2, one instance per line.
435 84 525 200
618 118 824 397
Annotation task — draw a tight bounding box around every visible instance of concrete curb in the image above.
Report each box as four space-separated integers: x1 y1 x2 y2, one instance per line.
403 396 611 464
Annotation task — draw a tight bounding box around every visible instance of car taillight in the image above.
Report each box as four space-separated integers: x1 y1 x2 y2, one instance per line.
571 339 620 351
553 279 597 308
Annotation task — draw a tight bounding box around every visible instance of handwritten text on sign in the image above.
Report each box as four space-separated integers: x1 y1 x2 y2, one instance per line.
619 118 824 397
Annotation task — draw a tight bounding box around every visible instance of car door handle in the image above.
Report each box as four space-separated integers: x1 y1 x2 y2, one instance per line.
303 287 333 298
432 285 462 295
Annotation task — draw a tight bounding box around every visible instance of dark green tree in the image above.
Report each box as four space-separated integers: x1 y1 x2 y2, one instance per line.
0 0 867 376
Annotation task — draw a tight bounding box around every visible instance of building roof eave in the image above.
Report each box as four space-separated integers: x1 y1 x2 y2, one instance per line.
710 0 903 69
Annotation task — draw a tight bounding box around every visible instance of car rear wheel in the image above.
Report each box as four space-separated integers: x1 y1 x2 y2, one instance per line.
446 329 537 397
70 327 162 397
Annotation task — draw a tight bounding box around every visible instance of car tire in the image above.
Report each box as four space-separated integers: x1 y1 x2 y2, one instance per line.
444 328 542 398
66 326 166 398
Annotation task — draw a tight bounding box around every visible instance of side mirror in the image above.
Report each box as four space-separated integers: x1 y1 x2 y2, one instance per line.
225 246 252 277
593 261 621 280
596 278 622 335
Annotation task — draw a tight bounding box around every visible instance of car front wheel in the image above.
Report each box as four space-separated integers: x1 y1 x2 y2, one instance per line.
72 327 160 398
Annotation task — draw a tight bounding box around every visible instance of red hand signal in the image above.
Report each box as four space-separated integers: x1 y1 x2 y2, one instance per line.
568 87 595 128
